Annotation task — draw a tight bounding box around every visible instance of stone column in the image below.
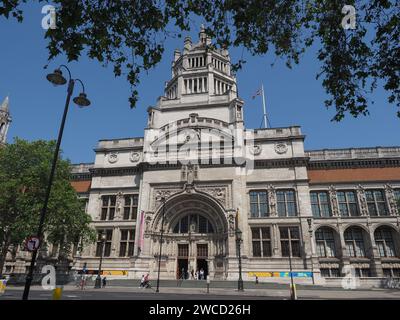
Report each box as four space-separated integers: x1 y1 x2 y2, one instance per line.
338 223 350 276
367 221 384 277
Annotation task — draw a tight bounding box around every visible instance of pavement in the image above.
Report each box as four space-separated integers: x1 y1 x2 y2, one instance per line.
1 280 400 300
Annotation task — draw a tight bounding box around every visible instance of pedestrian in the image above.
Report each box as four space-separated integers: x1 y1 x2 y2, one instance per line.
143 273 150 288
181 268 185 280
255 276 259 284
191 269 194 280
140 274 145 288
200 268 204 280
195 270 199 280
102 276 107 288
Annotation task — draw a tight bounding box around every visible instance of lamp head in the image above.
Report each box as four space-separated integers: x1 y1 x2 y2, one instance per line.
73 92 91 107
235 228 242 241
46 69 67 86
100 233 107 241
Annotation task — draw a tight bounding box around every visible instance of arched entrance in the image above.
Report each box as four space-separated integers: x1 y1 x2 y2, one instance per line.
149 191 229 280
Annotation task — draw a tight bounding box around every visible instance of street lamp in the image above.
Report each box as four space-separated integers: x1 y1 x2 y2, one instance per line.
94 232 107 289
307 218 315 285
156 197 166 293
288 238 297 300
22 65 91 300
235 228 244 292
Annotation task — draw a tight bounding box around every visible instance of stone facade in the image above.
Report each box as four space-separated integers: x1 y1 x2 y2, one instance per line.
3 30 400 285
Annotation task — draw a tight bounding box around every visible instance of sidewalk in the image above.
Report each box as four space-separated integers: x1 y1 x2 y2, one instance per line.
4 284 400 299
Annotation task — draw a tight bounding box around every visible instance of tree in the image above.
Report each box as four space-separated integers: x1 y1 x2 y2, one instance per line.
0 138 95 277
0 1 399 120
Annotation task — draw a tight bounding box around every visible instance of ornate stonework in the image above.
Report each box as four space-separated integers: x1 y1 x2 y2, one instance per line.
267 185 277 216
274 142 288 154
197 185 229 208
356 185 368 216
329 185 340 216
108 152 119 164
385 184 399 216
130 151 141 163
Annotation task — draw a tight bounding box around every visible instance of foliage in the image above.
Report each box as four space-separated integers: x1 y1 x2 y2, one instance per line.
0 0 399 120
0 138 95 276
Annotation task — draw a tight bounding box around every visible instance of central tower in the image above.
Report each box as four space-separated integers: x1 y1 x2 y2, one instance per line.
146 25 244 129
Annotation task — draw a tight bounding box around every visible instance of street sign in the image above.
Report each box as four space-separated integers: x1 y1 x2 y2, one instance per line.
25 236 40 252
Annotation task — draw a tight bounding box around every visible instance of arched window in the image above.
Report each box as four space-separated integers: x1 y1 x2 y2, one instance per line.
315 227 337 257
374 227 396 257
344 227 366 257
173 214 214 234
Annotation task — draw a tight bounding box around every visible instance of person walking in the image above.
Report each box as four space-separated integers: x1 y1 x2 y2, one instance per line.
200 268 204 280
102 277 107 288
191 269 194 280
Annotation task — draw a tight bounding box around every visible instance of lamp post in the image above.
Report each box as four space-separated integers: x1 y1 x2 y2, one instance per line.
288 239 296 300
22 65 90 300
307 218 315 285
95 232 107 289
156 197 166 293
235 228 244 292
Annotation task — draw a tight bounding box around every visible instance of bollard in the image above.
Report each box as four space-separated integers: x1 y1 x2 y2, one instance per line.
206 278 210 294
52 285 63 300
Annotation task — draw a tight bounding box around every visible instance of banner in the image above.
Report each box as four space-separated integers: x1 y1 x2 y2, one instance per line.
248 271 313 278
139 210 145 252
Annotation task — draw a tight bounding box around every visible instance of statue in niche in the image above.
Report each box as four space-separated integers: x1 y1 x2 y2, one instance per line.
187 164 195 185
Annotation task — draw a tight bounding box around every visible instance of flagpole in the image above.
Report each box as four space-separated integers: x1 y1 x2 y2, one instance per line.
261 84 267 128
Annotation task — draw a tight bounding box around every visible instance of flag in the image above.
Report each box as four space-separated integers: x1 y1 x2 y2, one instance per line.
252 87 262 99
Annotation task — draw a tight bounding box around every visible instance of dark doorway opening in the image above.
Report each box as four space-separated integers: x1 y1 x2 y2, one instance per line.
196 259 208 280
177 259 188 279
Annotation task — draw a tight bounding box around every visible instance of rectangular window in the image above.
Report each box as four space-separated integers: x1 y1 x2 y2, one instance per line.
96 229 113 257
277 190 297 217
251 227 271 257
101 195 116 221
119 229 135 257
123 194 139 220
249 191 269 218
178 244 189 257
365 190 388 216
337 191 359 216
280 227 301 257
310 191 331 217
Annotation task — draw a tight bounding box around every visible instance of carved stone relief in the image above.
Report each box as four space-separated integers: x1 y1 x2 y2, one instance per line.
267 185 277 216
385 184 399 216
274 142 288 154
328 185 339 216
356 185 368 216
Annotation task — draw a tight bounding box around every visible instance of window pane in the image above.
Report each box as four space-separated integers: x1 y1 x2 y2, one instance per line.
123 207 130 220
291 241 301 257
253 241 261 257
252 228 260 239
312 204 321 217
128 243 135 256
261 228 270 239
281 240 290 257
262 241 271 257
119 243 127 257
121 230 128 241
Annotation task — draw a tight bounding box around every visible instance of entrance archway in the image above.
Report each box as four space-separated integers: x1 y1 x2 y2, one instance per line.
150 191 229 280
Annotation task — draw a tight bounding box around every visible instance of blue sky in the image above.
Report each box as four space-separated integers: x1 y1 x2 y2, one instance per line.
1 2 399 164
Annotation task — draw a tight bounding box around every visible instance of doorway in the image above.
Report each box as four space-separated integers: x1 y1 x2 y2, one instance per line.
197 243 208 280
177 244 189 279
196 259 208 280
177 259 188 279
